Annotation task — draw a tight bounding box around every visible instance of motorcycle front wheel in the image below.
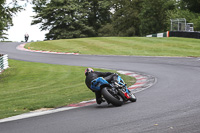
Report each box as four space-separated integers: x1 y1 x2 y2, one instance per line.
101 87 123 107
129 93 137 102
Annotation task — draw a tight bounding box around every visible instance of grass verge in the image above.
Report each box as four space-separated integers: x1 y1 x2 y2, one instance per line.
0 59 135 119
26 37 200 57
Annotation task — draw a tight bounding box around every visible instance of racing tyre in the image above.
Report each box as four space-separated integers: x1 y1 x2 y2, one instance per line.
129 93 137 102
101 87 123 106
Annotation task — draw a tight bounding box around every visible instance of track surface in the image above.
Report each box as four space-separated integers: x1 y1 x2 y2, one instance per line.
0 42 200 133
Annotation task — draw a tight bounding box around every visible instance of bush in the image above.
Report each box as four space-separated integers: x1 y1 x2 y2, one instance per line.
98 23 116 37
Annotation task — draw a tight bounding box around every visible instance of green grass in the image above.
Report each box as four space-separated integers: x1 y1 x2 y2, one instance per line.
0 59 135 119
26 37 200 57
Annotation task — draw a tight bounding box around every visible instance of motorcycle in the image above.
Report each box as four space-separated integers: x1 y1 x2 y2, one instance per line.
91 75 136 106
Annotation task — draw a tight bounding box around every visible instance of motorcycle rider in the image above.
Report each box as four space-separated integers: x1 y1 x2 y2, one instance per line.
85 68 119 104
24 33 29 42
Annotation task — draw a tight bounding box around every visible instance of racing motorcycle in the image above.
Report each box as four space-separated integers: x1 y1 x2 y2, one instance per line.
91 75 136 106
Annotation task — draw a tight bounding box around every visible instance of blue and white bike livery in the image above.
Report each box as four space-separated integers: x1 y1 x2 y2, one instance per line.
91 75 136 106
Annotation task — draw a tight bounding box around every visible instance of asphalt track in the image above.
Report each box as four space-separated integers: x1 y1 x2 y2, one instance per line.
0 42 200 133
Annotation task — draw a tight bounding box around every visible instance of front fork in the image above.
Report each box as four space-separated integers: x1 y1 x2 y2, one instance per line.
118 86 132 100
124 87 132 99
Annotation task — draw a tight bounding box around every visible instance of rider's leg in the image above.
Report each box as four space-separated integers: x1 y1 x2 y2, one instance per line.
104 73 118 83
95 91 102 104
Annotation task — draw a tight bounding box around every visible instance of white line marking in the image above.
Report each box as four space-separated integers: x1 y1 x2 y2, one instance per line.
0 107 77 123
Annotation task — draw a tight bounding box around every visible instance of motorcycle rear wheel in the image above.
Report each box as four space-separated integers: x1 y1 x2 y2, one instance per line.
101 87 123 106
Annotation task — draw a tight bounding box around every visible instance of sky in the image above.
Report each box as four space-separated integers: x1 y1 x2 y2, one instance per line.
5 1 48 42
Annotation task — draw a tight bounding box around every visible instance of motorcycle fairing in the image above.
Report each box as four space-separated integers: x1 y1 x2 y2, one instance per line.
91 77 109 91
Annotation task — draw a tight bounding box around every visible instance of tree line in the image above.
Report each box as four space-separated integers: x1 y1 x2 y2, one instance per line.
0 0 22 39
1 0 200 40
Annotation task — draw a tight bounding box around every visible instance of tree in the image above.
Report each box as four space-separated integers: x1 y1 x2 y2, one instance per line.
179 0 200 13
87 0 112 36
0 0 22 40
139 0 175 36
32 0 94 40
32 0 199 39
110 0 143 36
31 0 112 40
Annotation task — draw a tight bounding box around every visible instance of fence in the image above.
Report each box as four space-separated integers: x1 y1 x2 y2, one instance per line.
146 31 169 37
170 18 186 31
0 54 9 73
170 18 194 32
146 31 200 39
169 31 200 39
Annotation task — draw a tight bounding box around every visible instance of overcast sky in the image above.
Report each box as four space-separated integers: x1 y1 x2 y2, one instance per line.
5 1 48 42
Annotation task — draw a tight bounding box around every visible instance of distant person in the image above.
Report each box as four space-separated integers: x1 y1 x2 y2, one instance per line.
25 33 29 42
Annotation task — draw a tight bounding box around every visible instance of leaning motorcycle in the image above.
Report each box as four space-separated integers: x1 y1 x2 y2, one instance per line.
91 76 136 106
